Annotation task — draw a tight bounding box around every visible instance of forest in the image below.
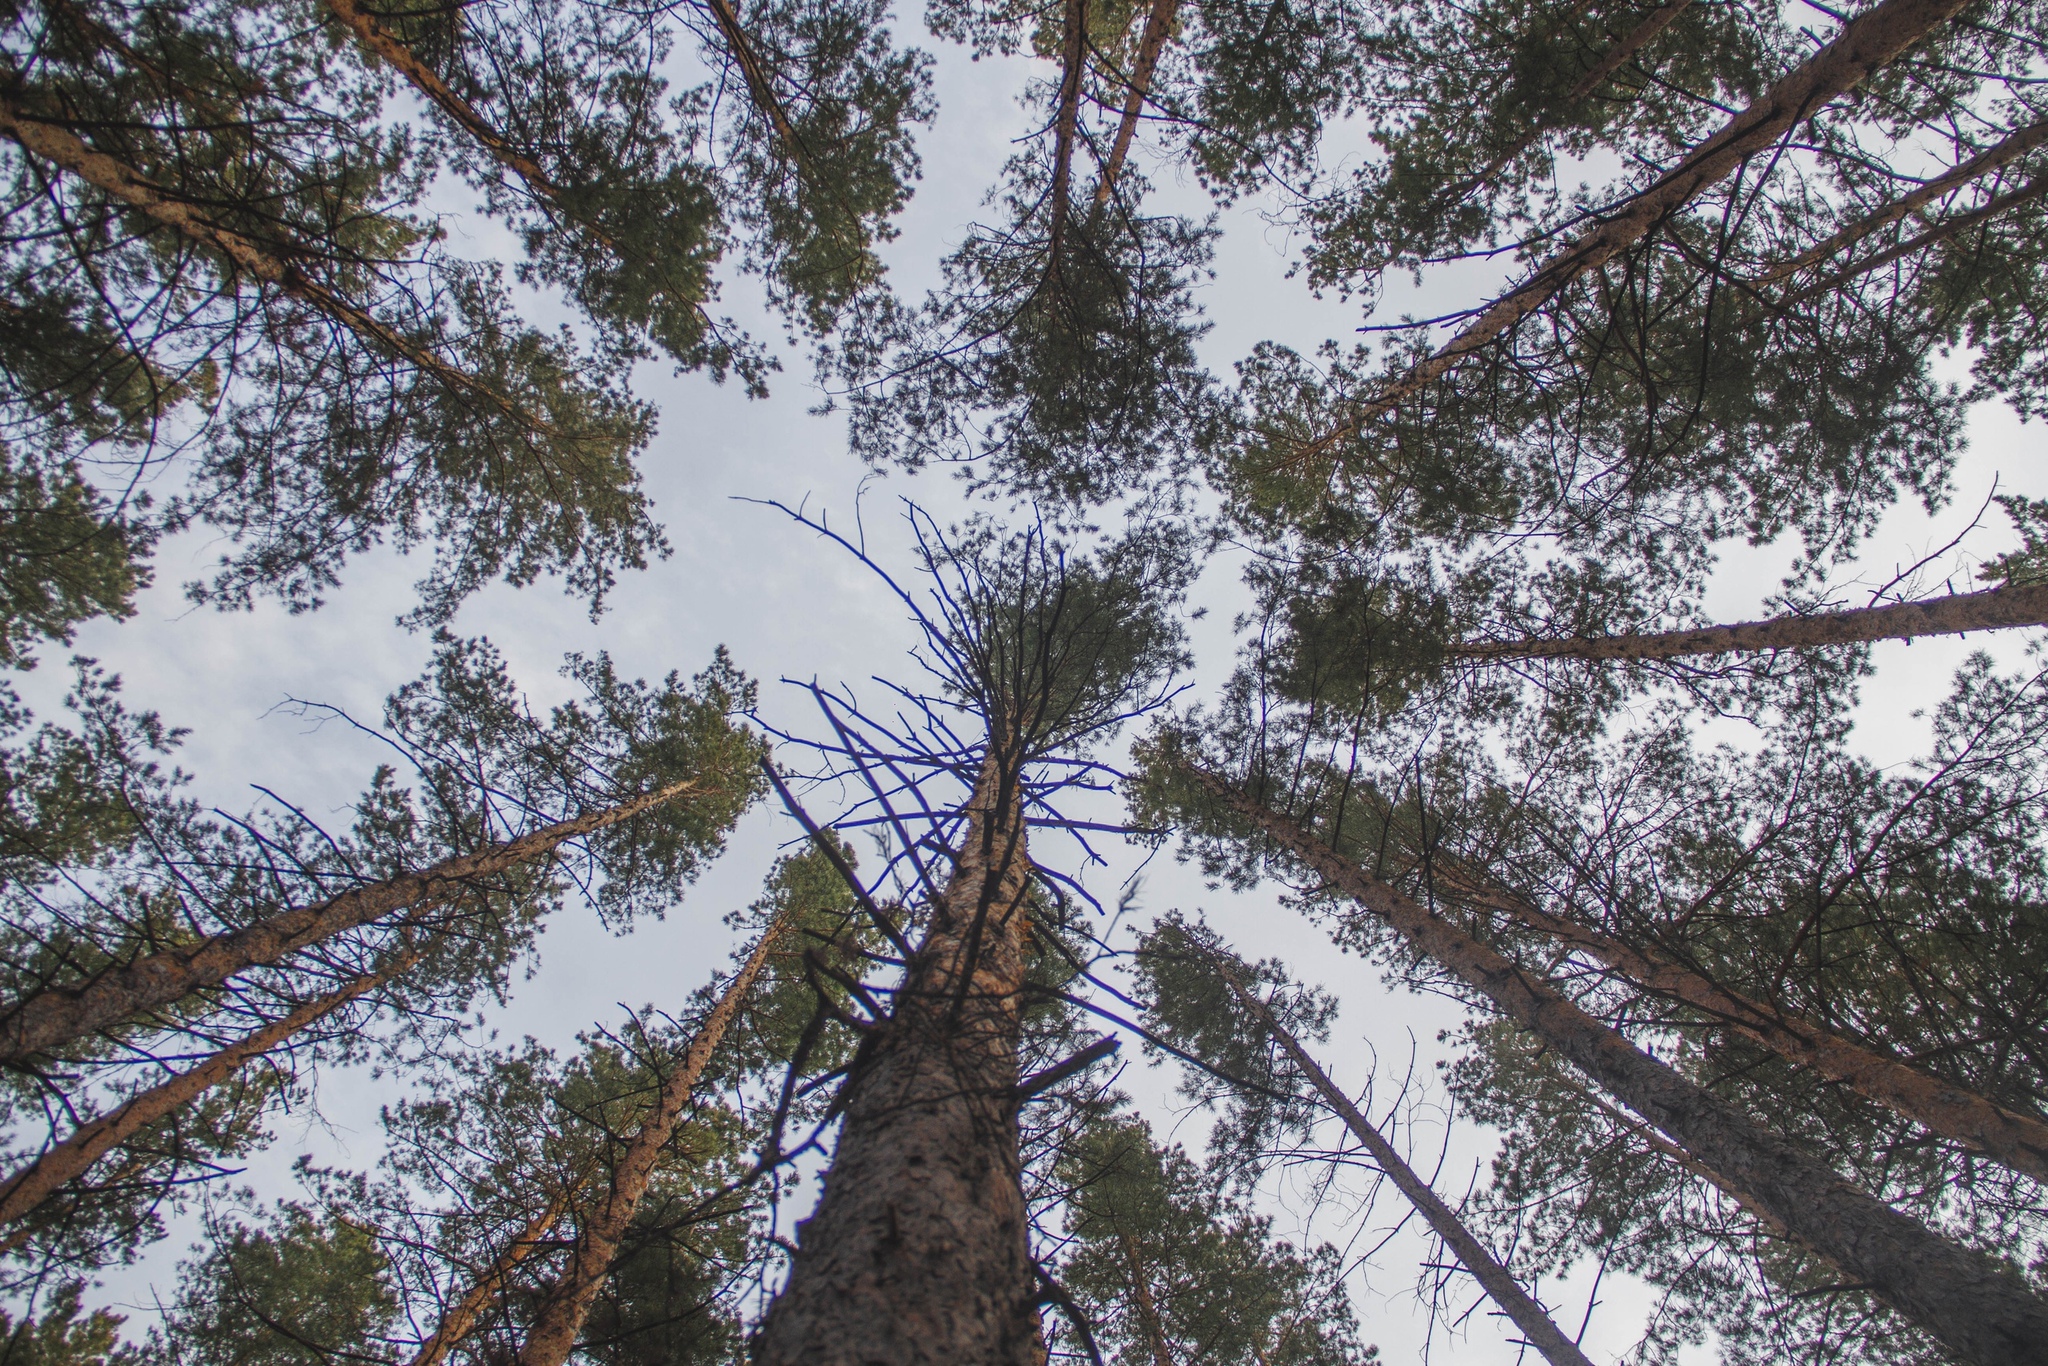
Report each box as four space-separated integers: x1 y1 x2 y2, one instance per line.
0 0 2045 1361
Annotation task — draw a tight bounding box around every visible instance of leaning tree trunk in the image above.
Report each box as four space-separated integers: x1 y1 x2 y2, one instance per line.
517 904 801 1366
1449 580 2048 662
412 1180 579 1366
0 778 711 1066
1212 957 1596 1366
0 947 416 1228
753 749 1045 1366
1187 768 2048 1366
1410 847 2048 1184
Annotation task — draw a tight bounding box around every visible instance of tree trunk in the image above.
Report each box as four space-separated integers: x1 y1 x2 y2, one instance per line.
1114 1222 1178 1366
1188 768 2048 1366
753 749 1045 1366
0 952 413 1228
515 905 801 1366
1095 0 1181 206
0 89 538 428
1416 852 2048 1184
0 779 710 1066
1212 958 1596 1366
1752 115 2048 285
410 1181 578 1366
1449 581 2048 662
1293 0 1970 463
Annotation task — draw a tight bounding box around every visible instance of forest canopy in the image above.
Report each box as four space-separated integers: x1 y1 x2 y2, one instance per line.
0 0 2045 1363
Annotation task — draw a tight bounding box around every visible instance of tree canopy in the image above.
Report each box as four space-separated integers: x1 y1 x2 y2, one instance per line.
3 0 2047 1362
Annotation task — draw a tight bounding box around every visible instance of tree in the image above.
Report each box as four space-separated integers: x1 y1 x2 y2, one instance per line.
752 507 1192 1363
0 635 764 1289
1051 1114 1376 1366
1135 916 1594 1366
0 0 931 651
22 0 2048 1358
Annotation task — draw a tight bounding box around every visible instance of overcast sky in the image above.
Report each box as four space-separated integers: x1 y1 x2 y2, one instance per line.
27 29 2048 1363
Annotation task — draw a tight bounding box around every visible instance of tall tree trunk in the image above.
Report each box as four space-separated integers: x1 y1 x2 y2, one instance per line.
1291 0 1970 465
0 778 711 1066
0 950 414 1227
1045 0 1089 265
0 90 541 429
410 1180 579 1366
753 749 1045 1366
1185 767 2048 1366
516 906 801 1366
1211 957 1597 1366
1751 115 2048 285
1449 581 2048 662
1114 1222 1178 1366
1095 0 1181 206
1412 850 2048 1183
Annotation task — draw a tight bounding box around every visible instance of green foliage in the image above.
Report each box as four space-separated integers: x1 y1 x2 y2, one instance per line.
843 161 1220 506
0 0 932 644
149 1203 399 1366
1129 914 1332 1186
1980 494 2048 586
1051 1114 1376 1365
0 457 151 669
0 1285 140 1366
911 511 1194 760
716 838 871 1087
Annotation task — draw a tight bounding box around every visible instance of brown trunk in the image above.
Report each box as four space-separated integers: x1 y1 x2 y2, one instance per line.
1213 959 1596 1366
1753 115 2048 285
752 750 1045 1366
0 953 412 1228
410 1181 579 1366
697 0 811 163
1449 580 2048 662
1189 769 2048 1366
324 0 558 197
1562 0 1694 102
0 779 711 1066
1113 1222 1177 1366
1045 0 1089 264
1416 855 2048 1184
1290 0 1969 466
1094 0 1181 206
515 906 801 1366
0 91 545 432
1786 168 2048 303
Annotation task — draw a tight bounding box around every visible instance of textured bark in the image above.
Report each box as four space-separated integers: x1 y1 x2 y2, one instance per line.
0 90 545 430
1114 1223 1178 1366
1450 580 2048 662
1788 168 2048 303
1215 960 1596 1366
0 954 411 1228
515 906 799 1366
1189 769 2048 1366
753 750 1045 1366
1562 0 1695 102
0 779 710 1066
1292 0 1970 465
1418 856 2048 1184
696 0 810 161
324 0 559 197
410 1182 578 1366
1046 0 1089 264
1095 0 1181 206
1752 114 2048 284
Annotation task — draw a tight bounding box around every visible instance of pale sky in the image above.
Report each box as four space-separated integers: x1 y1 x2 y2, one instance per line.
26 27 2048 1364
